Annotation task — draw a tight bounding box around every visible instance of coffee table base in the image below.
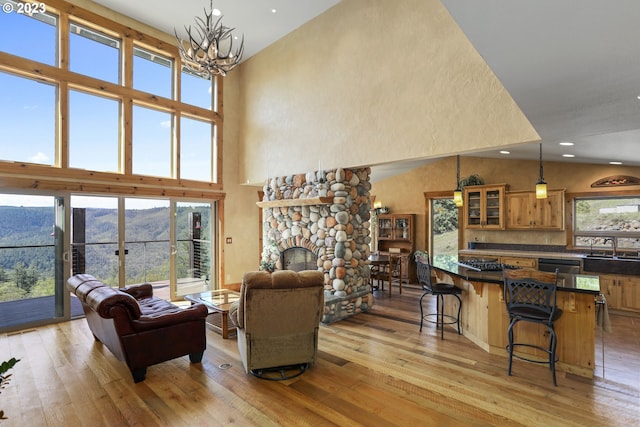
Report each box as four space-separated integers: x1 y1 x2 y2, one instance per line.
205 311 236 339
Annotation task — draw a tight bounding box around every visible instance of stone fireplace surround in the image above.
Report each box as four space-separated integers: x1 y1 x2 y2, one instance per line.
259 167 375 323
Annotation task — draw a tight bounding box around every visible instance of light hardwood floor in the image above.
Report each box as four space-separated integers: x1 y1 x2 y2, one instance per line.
1 287 638 426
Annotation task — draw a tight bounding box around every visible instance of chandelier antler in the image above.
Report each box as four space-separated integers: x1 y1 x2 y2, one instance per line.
175 1 244 78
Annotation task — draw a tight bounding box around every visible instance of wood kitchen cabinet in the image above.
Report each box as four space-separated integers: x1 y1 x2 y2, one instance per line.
464 184 507 229
499 256 537 269
599 275 621 309
619 276 640 312
599 273 639 313
506 189 565 230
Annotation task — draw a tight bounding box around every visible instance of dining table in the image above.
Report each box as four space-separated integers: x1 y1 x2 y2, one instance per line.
369 253 407 297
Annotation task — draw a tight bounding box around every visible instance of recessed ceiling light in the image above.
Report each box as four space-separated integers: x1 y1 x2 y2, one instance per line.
609 161 623 165
271 8 277 13
559 142 574 146
212 8 221 16
499 150 510 154
562 154 575 158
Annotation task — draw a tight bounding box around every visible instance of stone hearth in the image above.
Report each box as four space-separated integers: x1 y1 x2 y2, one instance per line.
259 167 374 323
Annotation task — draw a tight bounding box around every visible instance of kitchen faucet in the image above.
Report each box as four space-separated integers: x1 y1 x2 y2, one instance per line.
603 237 617 258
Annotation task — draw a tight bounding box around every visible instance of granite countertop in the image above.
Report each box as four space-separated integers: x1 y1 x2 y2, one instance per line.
432 255 600 295
458 249 586 260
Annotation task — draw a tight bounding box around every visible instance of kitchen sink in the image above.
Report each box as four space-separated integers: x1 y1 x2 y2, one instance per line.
582 255 640 275
585 254 640 260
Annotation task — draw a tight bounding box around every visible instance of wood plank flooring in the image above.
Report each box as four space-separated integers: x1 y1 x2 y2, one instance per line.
1 287 638 426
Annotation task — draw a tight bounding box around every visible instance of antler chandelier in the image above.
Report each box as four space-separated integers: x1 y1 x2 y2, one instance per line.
175 0 244 77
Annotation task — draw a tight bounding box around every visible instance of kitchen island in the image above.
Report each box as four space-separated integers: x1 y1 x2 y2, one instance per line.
431 255 601 378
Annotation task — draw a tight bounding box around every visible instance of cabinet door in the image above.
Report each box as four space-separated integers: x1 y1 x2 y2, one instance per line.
619 276 640 312
484 188 504 228
393 215 412 240
378 216 393 239
533 190 564 229
599 275 620 309
465 188 483 228
506 192 532 229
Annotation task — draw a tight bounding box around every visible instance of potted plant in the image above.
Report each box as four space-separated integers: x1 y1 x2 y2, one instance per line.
459 174 484 189
259 260 275 273
0 357 20 420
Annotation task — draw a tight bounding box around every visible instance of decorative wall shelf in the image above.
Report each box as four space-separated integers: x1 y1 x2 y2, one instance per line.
256 197 333 208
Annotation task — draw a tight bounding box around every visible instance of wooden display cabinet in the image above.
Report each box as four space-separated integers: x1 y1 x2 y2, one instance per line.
506 189 565 230
464 184 507 229
376 214 416 283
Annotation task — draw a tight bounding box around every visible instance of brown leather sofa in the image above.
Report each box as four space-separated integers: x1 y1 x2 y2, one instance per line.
229 270 324 378
67 274 208 382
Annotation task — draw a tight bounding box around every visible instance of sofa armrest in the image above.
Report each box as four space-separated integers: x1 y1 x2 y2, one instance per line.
131 303 208 332
122 283 153 300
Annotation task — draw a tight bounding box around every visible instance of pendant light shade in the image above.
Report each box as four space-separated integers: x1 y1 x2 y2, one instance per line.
453 155 463 207
536 143 548 199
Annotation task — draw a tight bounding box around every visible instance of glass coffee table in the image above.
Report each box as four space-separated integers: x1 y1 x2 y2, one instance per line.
185 289 240 339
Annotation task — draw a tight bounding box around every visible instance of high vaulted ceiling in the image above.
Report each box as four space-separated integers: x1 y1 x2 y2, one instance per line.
95 0 640 180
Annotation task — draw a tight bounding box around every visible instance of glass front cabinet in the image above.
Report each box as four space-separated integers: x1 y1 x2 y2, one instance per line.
377 214 413 241
464 184 507 229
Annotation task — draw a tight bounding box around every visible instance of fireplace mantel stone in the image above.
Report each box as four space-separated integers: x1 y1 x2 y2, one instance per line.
256 196 333 208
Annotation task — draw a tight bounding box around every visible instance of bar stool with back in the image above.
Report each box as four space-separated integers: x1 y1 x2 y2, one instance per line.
502 268 562 386
415 252 462 339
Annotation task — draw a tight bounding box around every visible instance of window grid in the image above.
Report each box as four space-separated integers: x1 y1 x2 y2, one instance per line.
0 0 221 191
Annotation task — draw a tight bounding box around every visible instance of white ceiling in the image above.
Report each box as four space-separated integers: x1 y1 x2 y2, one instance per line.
94 0 640 180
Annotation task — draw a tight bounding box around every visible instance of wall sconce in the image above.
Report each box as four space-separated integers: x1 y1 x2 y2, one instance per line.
453 155 464 207
536 143 548 199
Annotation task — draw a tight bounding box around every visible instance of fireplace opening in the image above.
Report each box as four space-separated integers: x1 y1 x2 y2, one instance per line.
281 247 317 272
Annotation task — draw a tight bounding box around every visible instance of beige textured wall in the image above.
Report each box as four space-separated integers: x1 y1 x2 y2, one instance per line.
235 0 539 184
371 156 640 251
221 75 262 286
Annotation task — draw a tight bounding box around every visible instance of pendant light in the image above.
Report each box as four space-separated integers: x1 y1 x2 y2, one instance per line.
536 143 548 199
453 155 464 207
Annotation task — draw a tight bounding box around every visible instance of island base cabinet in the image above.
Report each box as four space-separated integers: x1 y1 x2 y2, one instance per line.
440 275 597 379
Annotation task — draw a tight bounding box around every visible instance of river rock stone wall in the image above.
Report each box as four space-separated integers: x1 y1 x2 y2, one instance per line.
261 167 375 323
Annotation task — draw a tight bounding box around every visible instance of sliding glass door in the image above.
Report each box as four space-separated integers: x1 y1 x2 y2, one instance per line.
0 193 66 329
175 201 215 298
1 192 217 332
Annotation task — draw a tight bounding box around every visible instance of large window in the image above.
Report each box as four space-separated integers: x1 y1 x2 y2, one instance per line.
573 196 640 252
0 0 225 331
0 1 223 184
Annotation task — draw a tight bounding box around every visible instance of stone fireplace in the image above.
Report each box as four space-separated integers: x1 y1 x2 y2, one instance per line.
281 247 317 272
259 167 374 323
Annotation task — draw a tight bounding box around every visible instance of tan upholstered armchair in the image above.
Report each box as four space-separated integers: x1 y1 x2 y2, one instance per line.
229 270 324 379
